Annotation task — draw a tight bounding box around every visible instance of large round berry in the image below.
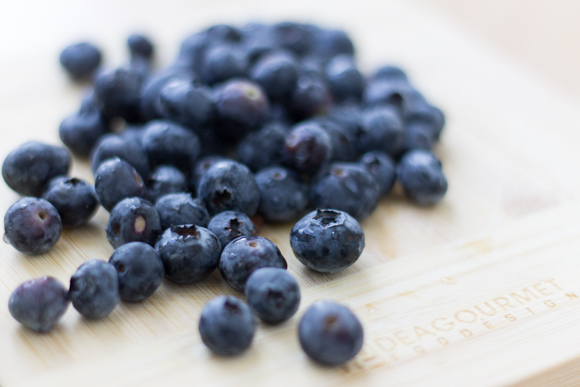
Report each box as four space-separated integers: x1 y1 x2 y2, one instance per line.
396 149 448 205
290 209 364 273
9 277 69 333
4 197 62 255
198 296 256 356
106 197 162 249
298 300 364 366
68 260 119 319
219 236 287 292
43 176 99 228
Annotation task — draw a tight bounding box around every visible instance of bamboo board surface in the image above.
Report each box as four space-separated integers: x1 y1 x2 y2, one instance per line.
1 0 580 386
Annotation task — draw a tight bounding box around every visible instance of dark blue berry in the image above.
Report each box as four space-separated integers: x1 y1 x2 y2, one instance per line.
250 50 299 100
311 28 354 60
358 106 404 156
9 277 69 333
42 176 99 228
155 193 209 230
309 163 379 220
94 158 144 212
255 166 308 222
127 34 154 60
189 155 228 194
283 122 332 174
59 42 102 80
400 121 435 154
359 151 396 197
109 242 165 302
201 44 248 85
94 66 145 122
2 141 71 196
159 80 215 132
315 117 360 162
155 224 221 283
289 75 332 120
245 267 300 324
396 150 448 205
290 209 364 273
68 260 119 319
59 111 109 158
298 300 364 366
141 120 200 172
219 236 287 292
4 197 62 255
236 123 286 172
324 55 364 102
144 165 188 203
207 211 257 251
198 160 260 216
140 69 195 122
119 125 146 146
106 197 162 249
91 134 150 178
370 65 408 84
270 22 314 56
363 79 412 110
198 296 255 356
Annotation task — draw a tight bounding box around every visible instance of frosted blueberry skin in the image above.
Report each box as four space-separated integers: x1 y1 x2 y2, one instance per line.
188 155 228 195
9 277 69 333
207 211 257 252
219 236 288 293
109 242 165 302
91 134 150 179
201 44 248 85
43 176 99 228
106 197 162 249
309 162 379 221
4 197 62 255
198 296 256 356
144 165 188 203
298 300 364 366
198 160 260 217
358 105 404 157
94 66 145 123
2 141 71 197
324 55 364 103
94 158 144 212
255 166 308 223
249 50 299 101
245 267 301 324
59 42 102 80
159 80 215 132
290 209 364 273
359 151 396 197
396 149 448 205
155 193 209 230
155 225 221 284
59 111 109 158
68 260 119 319
236 123 287 172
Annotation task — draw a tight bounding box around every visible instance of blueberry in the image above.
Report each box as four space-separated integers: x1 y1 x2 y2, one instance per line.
298 300 364 366
315 117 360 162
270 22 314 56
198 296 255 356
94 66 145 122
94 158 144 212
358 106 404 156
289 75 332 120
189 155 228 194
42 176 99 228
283 122 332 174
311 28 354 60
324 55 364 102
219 236 287 292
400 121 435 154
236 122 287 172
106 197 162 249
127 34 154 60
405 103 445 141
155 224 221 283
201 44 248 85
309 162 379 220
109 242 165 302
59 42 102 80
59 111 109 158
144 165 188 203
198 160 260 217
290 209 364 273
370 65 408 84
250 50 299 100
141 120 200 172
68 260 119 319
4 197 62 255
119 125 147 146
159 80 215 132
207 211 257 251
91 134 150 178
245 267 300 324
155 193 209 230
359 151 396 197
255 166 308 222
140 69 195 122
396 149 448 205
215 79 269 141
2 141 71 196
8 277 69 333
363 79 412 110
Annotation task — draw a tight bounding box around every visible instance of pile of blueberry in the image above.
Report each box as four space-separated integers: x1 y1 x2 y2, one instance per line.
3 21 448 366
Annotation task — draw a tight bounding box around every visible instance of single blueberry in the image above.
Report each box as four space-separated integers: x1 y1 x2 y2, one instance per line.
359 151 396 197
283 122 332 174
140 69 195 122
289 75 332 121
127 34 154 60
4 197 62 255
201 44 248 85
255 165 308 222
315 116 360 162
236 122 287 172
358 106 404 156
59 111 109 158
68 260 119 319
59 42 102 80
370 65 408 84
94 66 145 122
143 165 188 203
270 22 315 56
155 193 209 230
250 50 299 100
91 134 150 178
42 176 99 228
396 149 448 205
324 55 364 102
106 197 162 249
311 28 355 60
94 158 144 212
141 120 200 172
159 80 215 132
207 210 257 251
188 155 228 195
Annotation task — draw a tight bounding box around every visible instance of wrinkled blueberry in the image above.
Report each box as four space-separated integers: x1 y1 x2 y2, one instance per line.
94 158 144 212
245 267 300 324
106 197 162 249
207 210 257 251
109 242 165 302
4 197 62 255
9 277 69 333
155 193 209 230
219 235 287 292
43 176 99 228
68 260 119 319
255 166 308 222
396 149 448 205
59 42 102 80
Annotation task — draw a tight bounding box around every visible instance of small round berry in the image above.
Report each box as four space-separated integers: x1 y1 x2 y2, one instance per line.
68 260 119 319
106 197 162 249
396 150 448 205
43 176 99 228
127 34 154 60
94 158 144 212
207 211 257 251
59 42 102 80
283 122 332 174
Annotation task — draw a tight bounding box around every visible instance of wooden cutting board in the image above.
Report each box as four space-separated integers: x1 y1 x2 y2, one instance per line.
2 0 580 385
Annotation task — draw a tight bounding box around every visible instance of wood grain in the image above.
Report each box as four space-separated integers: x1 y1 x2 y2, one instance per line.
1 0 579 386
